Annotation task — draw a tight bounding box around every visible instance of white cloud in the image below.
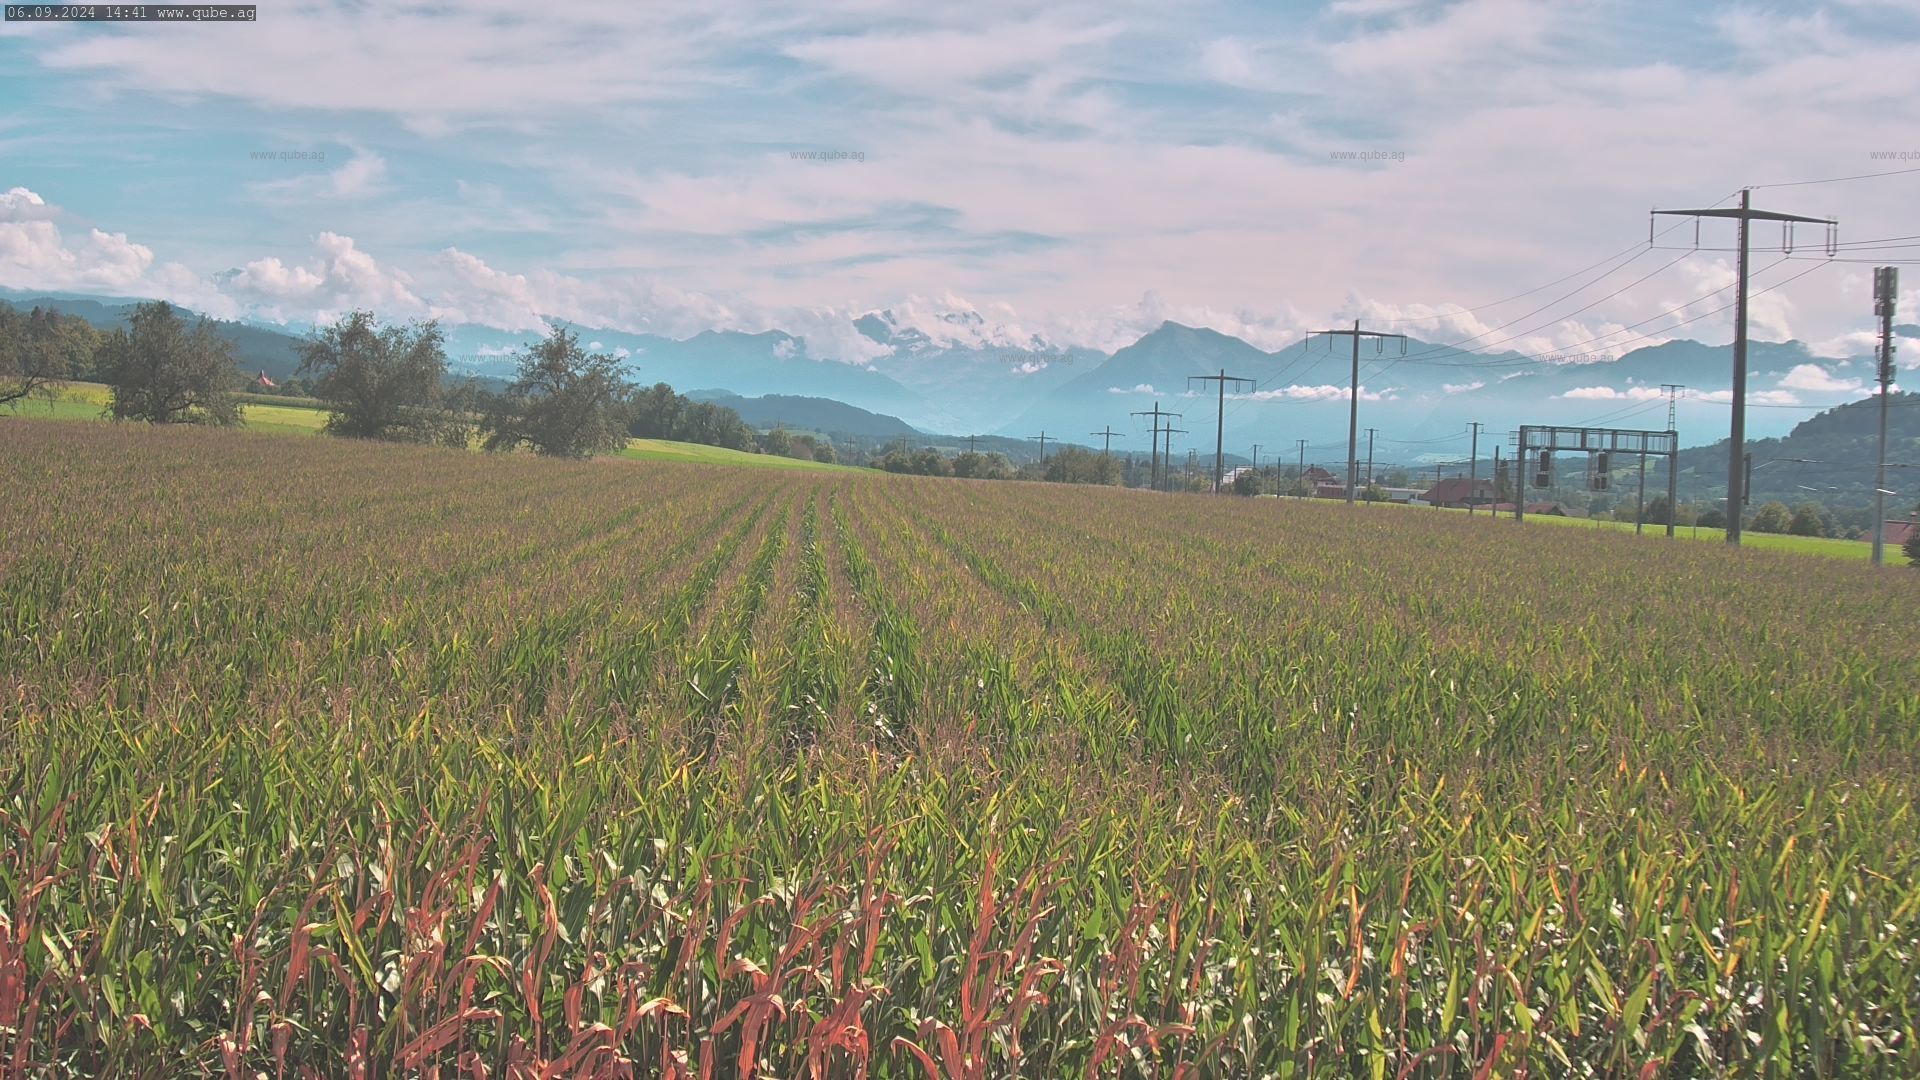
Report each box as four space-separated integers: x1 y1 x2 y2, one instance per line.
1108 383 1159 394
1442 380 1485 394
249 148 388 203
1237 384 1394 402
0 186 233 314
0 186 57 222
1694 388 1803 406
226 231 424 320
1560 385 1667 401
1777 362 1864 393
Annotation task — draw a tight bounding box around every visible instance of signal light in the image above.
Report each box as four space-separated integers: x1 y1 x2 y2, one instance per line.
1592 451 1610 490
1533 449 1552 489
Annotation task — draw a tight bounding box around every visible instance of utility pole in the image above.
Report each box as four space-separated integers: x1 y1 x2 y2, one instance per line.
966 434 979 454
1028 431 1050 465
1874 266 1899 566
1634 450 1649 536
1661 384 1685 433
1466 421 1483 516
1132 402 1181 491
1309 321 1408 504
1188 369 1255 493
1660 386 1684 541
1090 426 1125 455
1654 191 1835 546
1364 428 1378 489
1295 439 1308 500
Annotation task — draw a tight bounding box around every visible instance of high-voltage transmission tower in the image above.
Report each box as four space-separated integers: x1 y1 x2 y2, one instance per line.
1131 402 1181 491
1652 190 1835 545
1188 368 1255 493
1309 321 1408 504
1874 267 1899 566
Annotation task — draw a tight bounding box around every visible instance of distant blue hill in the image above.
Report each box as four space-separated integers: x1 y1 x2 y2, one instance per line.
684 391 922 440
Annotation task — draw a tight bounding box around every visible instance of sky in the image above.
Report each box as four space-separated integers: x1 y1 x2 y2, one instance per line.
4 0 1920 374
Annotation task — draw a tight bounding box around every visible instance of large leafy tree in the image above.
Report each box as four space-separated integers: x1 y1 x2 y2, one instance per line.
101 301 241 426
1044 446 1122 486
298 311 468 445
482 327 635 458
0 306 100 408
1747 501 1793 535
1788 501 1831 538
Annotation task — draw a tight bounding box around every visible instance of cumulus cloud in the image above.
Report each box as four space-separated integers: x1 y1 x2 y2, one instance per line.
1442 380 1485 394
1237 384 1395 402
1560 385 1668 401
1776 363 1864 393
0 187 58 223
226 231 425 320
1694 388 1802 406
250 148 388 202
1107 383 1159 394
0 186 234 314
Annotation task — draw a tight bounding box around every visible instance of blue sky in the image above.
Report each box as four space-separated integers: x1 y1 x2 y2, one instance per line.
4 0 1920 374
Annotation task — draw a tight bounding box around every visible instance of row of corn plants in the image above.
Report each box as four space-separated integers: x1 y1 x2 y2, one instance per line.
2 420 1917 1075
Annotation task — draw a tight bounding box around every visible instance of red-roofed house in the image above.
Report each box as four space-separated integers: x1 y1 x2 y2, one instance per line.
1882 514 1917 550
1421 477 1498 509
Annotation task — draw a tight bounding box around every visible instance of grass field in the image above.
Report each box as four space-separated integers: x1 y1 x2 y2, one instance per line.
8 383 846 470
622 438 849 471
2 420 1917 1077
1348 497 1881 561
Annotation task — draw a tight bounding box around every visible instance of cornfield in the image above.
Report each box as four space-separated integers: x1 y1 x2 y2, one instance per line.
2 419 1916 1077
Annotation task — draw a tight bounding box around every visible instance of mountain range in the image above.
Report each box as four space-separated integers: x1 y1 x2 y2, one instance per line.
5 289 1902 466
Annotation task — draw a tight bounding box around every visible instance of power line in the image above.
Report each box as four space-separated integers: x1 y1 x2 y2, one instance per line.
1653 189 1837 547
1189 368 1255 493
1751 165 1920 189
1365 190 1739 327
1027 430 1051 464
1308 321 1408 505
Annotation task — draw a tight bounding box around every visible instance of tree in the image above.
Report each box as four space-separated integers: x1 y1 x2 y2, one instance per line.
481 327 636 458
0 308 58 408
1044 446 1121 485
761 427 793 457
1696 507 1728 530
1788 502 1830 538
1748 501 1793 534
297 311 467 445
1905 526 1920 567
100 301 241 426
1360 482 1388 503
1640 495 1674 526
952 451 1012 480
910 447 952 477
0 306 99 408
811 440 837 465
1232 471 1262 496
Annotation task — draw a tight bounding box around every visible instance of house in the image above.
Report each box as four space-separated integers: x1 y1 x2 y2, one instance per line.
1420 477 1498 509
1882 514 1917 549
1525 501 1590 519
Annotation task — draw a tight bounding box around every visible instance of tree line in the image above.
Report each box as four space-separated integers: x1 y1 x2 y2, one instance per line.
0 302 810 461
